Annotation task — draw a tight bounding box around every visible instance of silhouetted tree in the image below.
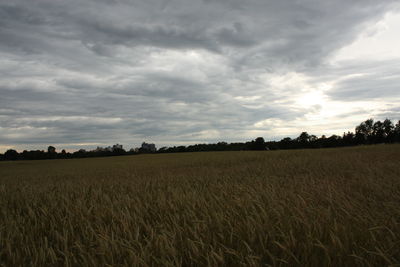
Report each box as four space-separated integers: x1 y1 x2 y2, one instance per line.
342 131 355 146
112 144 126 155
4 149 19 160
355 119 374 144
382 119 394 142
297 132 310 143
254 137 267 150
2 118 399 161
47 146 57 159
394 120 400 142
372 120 385 143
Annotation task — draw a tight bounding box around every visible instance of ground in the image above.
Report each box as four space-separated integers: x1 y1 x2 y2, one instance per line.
0 145 399 266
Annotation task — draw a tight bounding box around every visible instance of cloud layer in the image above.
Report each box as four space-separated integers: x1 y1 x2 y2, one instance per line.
1 0 400 151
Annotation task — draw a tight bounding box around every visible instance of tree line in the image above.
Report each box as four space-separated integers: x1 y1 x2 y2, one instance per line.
1 118 400 161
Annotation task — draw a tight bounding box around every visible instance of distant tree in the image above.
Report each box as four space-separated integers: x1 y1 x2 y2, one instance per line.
250 137 267 150
217 142 228 150
2 117 399 160
279 137 294 149
297 132 310 143
157 147 168 153
329 134 340 140
59 149 67 159
19 150 46 160
47 146 57 159
372 120 385 143
342 131 355 146
355 119 374 144
309 135 318 142
322 134 341 148
4 149 19 160
395 120 400 142
382 119 394 142
383 119 394 135
112 144 125 155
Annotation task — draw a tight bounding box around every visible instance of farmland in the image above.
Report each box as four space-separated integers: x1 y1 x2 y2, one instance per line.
0 145 399 266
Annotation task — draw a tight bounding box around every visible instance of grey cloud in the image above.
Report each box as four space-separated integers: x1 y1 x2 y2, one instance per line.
1 0 400 151
329 74 400 101
316 59 400 101
2 0 398 64
375 107 400 121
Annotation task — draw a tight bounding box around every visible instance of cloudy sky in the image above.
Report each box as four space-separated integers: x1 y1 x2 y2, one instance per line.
1 0 400 152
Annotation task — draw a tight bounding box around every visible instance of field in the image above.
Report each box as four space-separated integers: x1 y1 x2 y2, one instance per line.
0 145 399 266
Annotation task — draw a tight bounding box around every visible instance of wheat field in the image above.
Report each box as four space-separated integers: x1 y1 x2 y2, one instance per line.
0 145 399 266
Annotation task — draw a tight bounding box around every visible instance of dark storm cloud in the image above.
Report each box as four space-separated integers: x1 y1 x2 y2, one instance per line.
1 0 397 61
1 0 399 151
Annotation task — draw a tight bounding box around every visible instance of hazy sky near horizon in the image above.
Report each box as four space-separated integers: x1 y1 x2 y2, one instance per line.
1 0 400 152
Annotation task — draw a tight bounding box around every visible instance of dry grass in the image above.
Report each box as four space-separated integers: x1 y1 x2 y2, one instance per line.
0 145 400 266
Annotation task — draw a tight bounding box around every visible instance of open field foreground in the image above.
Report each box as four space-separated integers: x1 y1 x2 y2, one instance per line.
0 145 400 266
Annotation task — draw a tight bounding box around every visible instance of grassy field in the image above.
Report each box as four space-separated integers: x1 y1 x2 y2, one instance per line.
0 145 399 266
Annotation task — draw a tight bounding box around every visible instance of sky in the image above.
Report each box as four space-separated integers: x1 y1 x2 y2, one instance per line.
1 0 400 152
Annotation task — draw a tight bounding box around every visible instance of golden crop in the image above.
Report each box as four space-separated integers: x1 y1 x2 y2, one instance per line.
0 145 399 266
